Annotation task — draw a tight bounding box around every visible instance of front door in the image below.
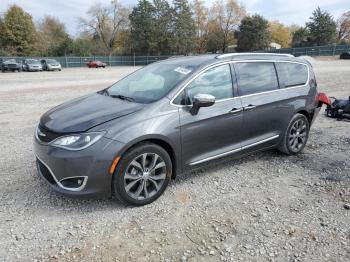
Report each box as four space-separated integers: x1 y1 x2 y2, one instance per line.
176 63 244 167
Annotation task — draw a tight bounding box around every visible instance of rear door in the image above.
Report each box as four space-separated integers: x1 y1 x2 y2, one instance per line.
174 63 244 167
234 61 282 150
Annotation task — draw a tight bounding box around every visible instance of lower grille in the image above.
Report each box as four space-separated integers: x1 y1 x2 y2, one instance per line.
36 159 56 185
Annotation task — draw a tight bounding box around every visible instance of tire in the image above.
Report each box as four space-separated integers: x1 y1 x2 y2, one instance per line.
112 142 172 206
278 113 310 155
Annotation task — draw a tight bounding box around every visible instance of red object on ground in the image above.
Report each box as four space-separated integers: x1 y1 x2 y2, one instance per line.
317 92 331 106
86 60 106 68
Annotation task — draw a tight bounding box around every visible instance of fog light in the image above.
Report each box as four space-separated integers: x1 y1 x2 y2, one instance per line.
59 177 87 190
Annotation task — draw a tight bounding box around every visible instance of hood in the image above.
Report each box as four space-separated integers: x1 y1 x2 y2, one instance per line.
40 93 144 133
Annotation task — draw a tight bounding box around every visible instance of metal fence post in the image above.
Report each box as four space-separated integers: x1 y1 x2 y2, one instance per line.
65 56 68 68
133 53 135 67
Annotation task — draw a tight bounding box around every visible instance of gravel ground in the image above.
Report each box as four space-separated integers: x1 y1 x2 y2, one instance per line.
0 61 349 262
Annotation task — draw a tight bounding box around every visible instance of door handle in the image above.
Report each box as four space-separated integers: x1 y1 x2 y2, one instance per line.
229 108 243 114
244 105 256 111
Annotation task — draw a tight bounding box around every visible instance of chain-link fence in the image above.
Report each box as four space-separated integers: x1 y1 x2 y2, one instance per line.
1 55 171 68
262 44 350 57
3 44 350 68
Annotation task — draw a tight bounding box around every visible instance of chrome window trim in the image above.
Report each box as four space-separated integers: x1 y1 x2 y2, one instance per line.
170 60 310 108
36 155 88 192
189 134 280 166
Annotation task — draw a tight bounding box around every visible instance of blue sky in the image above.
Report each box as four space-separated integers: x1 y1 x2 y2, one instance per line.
0 0 348 36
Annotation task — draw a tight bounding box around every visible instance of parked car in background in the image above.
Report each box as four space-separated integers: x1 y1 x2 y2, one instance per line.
41 59 62 71
22 59 43 72
87 60 106 68
34 53 324 206
340 52 350 59
1 58 22 72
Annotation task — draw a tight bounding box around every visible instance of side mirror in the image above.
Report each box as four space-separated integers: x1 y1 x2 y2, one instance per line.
190 94 215 115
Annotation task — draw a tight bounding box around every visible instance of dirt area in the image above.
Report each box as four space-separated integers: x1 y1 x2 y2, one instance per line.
0 61 349 262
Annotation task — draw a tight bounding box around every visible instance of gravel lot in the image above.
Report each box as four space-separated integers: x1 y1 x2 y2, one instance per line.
0 60 349 262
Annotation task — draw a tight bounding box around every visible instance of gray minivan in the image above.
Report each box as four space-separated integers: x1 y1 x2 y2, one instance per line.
34 53 322 206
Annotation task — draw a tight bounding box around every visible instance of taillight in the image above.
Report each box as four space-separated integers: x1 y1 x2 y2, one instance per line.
316 92 331 106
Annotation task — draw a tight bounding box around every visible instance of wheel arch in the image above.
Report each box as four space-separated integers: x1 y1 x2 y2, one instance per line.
118 135 179 179
295 109 312 124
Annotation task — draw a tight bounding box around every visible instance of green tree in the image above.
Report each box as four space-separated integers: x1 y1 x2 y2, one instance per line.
291 27 309 47
307 7 337 46
129 0 155 55
70 34 97 56
152 0 173 55
237 14 271 52
172 0 196 54
0 5 37 56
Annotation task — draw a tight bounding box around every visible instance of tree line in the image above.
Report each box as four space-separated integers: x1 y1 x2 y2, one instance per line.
0 0 349 57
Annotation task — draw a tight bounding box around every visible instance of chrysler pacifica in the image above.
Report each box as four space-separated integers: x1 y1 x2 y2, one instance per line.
34 53 322 206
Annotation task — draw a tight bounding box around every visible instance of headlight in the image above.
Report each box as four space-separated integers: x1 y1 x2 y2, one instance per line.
51 132 105 151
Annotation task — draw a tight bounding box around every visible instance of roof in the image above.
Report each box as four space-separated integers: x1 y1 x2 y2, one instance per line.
163 53 307 69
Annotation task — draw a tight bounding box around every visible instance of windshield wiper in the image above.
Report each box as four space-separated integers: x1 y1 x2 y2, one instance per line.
103 89 135 102
110 94 135 102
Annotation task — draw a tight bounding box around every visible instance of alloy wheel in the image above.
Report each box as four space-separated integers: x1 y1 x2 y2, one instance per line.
124 153 167 200
288 119 307 152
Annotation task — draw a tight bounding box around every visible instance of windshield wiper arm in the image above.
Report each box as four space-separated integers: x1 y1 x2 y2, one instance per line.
109 94 135 102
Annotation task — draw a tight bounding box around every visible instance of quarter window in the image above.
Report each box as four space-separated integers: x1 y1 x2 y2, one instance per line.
275 62 308 88
235 62 279 96
184 64 233 104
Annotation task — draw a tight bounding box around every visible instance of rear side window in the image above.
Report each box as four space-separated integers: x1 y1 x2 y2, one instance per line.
235 62 279 96
275 62 308 88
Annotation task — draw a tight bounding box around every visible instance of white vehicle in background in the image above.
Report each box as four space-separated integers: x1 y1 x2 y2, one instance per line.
22 59 43 72
41 59 62 71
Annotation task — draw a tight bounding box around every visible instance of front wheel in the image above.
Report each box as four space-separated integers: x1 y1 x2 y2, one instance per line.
278 113 310 155
112 143 172 206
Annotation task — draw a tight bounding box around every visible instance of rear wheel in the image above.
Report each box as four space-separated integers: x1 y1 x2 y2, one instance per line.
112 143 172 206
278 113 310 155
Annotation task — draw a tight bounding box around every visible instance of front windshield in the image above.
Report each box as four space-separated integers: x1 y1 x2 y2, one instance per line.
26 59 39 64
107 62 197 103
5 59 16 63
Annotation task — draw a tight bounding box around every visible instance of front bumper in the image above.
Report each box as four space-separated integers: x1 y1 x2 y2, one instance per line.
28 67 42 71
3 65 20 70
48 65 61 70
34 135 125 198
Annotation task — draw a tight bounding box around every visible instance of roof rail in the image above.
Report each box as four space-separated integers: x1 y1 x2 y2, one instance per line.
216 53 294 59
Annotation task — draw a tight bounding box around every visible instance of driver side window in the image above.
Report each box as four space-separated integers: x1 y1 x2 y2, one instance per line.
184 64 233 104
